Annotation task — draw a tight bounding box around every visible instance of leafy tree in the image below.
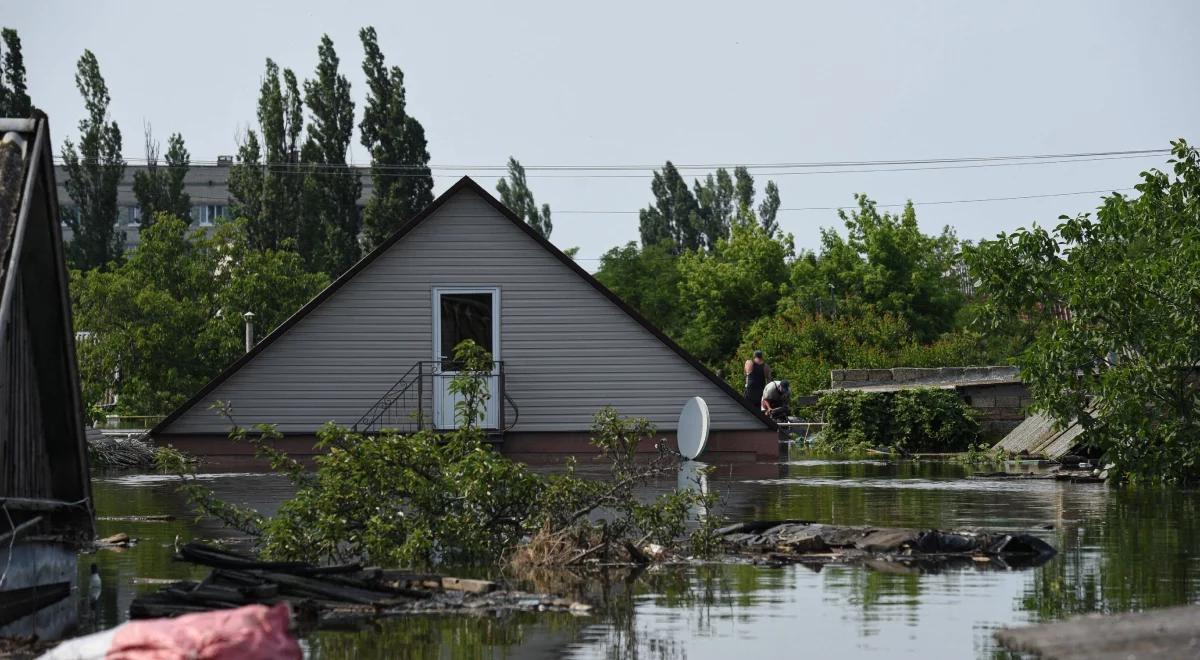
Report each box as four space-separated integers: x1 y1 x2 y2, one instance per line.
132 125 191 226
730 307 992 396
359 26 433 250
61 50 124 270
788 195 963 342
676 222 793 364
816 387 979 454
162 342 721 567
0 28 33 116
968 140 1200 483
640 164 780 253
302 35 361 276
759 181 781 237
734 166 755 223
496 157 552 238
228 131 263 226
693 169 734 248
71 216 327 416
639 161 702 252
595 241 684 337
231 60 305 254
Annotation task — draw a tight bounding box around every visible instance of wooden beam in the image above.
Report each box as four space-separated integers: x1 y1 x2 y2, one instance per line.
0 514 43 546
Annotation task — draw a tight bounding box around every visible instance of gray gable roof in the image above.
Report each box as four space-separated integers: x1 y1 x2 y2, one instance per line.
153 177 771 434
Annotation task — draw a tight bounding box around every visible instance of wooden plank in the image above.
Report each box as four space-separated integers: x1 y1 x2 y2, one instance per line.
995 605 1200 659
0 582 71 626
0 515 42 546
254 571 402 605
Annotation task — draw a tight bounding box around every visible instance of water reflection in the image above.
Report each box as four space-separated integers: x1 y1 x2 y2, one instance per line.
76 459 1200 659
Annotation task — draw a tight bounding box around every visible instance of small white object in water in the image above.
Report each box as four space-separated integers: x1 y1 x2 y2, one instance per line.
89 564 102 601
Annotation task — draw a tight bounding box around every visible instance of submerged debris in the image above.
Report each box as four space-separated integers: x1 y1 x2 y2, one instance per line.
87 433 157 468
129 543 592 628
719 521 1056 569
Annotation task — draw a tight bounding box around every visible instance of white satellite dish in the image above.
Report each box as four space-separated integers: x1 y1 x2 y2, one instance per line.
677 396 710 460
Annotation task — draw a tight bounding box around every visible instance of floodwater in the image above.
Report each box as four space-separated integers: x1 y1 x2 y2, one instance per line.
77 456 1200 659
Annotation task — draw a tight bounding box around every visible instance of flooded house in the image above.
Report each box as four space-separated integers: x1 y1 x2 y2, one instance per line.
0 118 94 637
151 177 776 461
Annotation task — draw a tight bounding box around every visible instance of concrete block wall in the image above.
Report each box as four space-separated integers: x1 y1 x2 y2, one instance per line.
830 366 1020 388
828 366 1028 437
960 382 1033 436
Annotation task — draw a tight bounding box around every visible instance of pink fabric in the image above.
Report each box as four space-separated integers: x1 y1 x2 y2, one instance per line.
106 603 300 660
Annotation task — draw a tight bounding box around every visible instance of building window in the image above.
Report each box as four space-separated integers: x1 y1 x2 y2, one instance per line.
128 207 141 226
199 205 226 226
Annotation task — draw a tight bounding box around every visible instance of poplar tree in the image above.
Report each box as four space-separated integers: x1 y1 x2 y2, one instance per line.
231 60 304 253
638 162 702 253
61 50 124 270
734 166 755 224
359 26 433 250
759 181 781 237
496 157 552 238
693 168 735 249
132 125 191 226
303 34 361 276
0 28 33 117
228 130 263 228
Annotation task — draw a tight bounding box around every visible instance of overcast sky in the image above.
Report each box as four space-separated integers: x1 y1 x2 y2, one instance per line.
8 1 1199 264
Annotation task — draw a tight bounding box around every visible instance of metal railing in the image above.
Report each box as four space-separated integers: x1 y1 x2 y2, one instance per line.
352 361 515 436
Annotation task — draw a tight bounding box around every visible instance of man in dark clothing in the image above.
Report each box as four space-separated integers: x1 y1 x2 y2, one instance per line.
744 350 771 406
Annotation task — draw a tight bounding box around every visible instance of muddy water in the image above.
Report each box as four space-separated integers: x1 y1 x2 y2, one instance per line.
79 458 1200 659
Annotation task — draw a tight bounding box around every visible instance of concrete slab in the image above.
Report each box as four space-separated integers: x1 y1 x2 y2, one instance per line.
995 604 1200 659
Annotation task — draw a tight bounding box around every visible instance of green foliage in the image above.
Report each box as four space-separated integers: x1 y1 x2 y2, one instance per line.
816 388 979 454
358 26 433 250
676 221 793 364
730 307 992 396
639 162 702 252
968 140 1200 484
789 196 965 343
303 34 362 277
639 163 781 255
132 127 191 225
71 216 327 415
227 131 263 227
0 28 33 117
229 59 305 254
952 442 1012 466
758 181 781 237
497 157 552 238
173 342 718 567
595 241 685 337
60 49 124 270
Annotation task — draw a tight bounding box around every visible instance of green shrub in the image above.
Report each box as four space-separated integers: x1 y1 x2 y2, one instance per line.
165 340 721 567
816 387 979 454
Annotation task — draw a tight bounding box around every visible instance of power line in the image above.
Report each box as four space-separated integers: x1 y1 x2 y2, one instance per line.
141 185 1135 219
554 187 1135 214
51 151 1168 182
52 147 1171 175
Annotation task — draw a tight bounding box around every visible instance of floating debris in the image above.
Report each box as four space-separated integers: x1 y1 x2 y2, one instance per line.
129 543 592 628
87 433 157 468
719 521 1056 570
96 532 137 548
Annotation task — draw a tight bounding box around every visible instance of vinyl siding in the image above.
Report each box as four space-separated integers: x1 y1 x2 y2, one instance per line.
164 189 765 434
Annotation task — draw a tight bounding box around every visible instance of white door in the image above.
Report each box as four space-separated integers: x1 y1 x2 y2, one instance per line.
432 288 500 430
